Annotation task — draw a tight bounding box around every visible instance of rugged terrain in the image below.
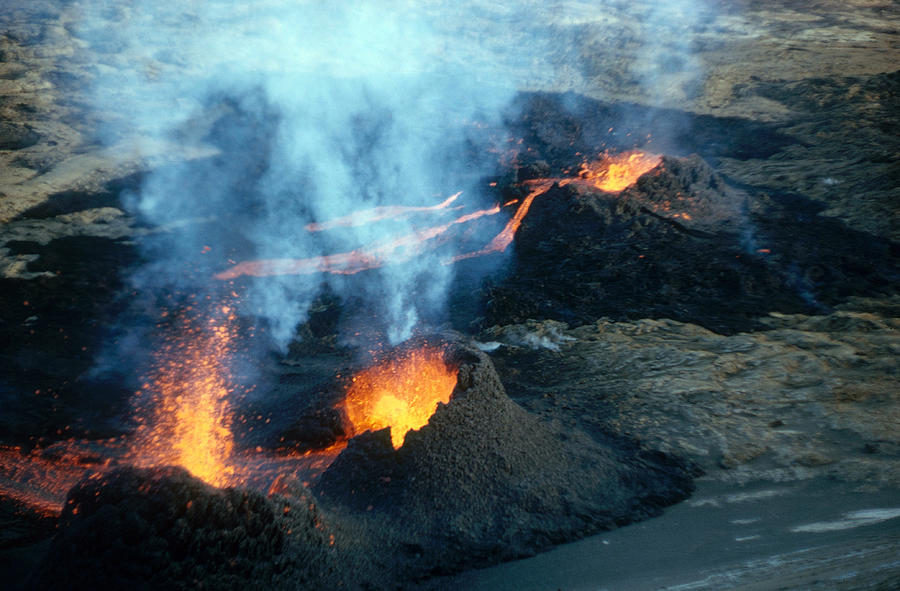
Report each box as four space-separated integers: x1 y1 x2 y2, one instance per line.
1 1 898 589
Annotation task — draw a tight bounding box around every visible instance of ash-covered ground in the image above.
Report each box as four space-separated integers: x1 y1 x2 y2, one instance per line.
2 1 899 589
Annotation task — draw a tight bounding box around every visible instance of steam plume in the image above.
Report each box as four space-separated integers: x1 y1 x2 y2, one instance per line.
83 2 517 347
80 0 713 349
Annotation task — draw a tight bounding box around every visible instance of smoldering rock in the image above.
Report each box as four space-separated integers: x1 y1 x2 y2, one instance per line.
484 153 898 334
314 342 695 575
28 466 341 591
621 154 745 232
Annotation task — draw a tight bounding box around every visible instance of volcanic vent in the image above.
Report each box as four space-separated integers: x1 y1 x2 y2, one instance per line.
313 337 696 575
26 337 694 589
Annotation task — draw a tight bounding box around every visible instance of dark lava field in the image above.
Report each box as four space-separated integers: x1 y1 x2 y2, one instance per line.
1 1 898 590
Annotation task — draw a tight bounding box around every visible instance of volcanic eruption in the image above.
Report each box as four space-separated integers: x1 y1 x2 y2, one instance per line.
129 304 239 487
0 141 690 525
340 344 458 449
23 337 694 590
5 1 897 589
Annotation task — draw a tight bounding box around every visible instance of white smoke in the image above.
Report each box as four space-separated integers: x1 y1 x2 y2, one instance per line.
78 0 713 349
633 1 711 106
81 1 520 348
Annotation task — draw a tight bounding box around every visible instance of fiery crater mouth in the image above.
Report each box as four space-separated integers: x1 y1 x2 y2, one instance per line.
576 150 661 193
341 346 458 449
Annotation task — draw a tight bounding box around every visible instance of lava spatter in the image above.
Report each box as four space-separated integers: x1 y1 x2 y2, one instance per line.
130 305 239 487
340 345 457 449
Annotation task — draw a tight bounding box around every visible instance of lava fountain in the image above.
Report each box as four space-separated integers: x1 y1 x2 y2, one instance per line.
341 345 458 449
576 150 661 193
130 304 239 487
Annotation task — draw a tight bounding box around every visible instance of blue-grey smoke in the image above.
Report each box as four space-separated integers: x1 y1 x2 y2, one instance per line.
82 2 522 348
635 1 711 105
79 0 714 350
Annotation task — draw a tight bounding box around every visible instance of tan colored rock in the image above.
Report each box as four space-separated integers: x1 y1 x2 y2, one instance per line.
483 307 900 487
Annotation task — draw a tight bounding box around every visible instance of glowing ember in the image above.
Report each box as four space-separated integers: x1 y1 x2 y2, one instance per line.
131 305 238 487
341 346 457 449
576 150 661 193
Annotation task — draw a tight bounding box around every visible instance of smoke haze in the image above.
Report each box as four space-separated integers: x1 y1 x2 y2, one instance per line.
79 0 712 349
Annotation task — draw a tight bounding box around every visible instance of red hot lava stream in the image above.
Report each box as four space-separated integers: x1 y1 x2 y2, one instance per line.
216 150 661 280
0 148 660 515
305 191 462 232
216 204 499 280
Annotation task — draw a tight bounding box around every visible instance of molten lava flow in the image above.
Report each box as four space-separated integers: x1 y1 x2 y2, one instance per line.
341 346 457 449
576 150 661 193
215 149 662 279
216 206 500 280
0 442 116 517
131 305 238 487
305 192 461 232
452 179 553 261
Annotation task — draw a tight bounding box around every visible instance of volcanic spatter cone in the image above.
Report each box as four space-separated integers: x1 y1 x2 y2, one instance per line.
314 337 695 575
487 153 885 333
28 466 341 591
483 150 898 335
28 338 695 589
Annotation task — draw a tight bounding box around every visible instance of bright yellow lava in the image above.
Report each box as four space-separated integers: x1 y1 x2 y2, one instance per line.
342 346 458 449
578 150 661 193
133 307 237 487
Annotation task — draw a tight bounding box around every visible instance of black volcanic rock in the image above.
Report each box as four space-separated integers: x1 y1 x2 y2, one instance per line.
484 154 899 334
314 341 695 574
28 466 341 591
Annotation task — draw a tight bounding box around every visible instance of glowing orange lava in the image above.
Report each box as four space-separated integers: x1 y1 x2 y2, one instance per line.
216 206 499 280
0 442 113 517
452 179 553 262
215 149 661 280
131 305 238 487
341 346 457 449
0 306 354 511
305 192 461 232
576 150 661 193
